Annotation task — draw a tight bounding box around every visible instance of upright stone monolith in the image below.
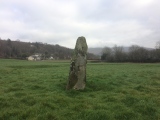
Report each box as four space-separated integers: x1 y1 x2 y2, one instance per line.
66 36 88 90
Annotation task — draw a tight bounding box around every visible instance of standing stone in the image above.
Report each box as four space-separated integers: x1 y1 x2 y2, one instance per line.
66 36 88 90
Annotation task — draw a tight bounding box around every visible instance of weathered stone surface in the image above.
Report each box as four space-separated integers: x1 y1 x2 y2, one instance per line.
66 36 88 90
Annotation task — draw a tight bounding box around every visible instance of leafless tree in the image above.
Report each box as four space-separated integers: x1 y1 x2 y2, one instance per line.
112 45 126 62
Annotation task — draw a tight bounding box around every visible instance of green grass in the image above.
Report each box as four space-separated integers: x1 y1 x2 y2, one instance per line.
0 59 160 120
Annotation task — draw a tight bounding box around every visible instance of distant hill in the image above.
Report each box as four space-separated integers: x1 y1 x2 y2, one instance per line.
0 39 97 60
88 48 103 55
1 38 154 60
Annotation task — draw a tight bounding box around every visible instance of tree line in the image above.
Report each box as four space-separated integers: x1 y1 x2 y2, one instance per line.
101 43 160 63
0 38 97 60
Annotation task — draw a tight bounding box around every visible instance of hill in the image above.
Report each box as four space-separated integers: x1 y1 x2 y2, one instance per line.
0 39 97 60
88 48 102 55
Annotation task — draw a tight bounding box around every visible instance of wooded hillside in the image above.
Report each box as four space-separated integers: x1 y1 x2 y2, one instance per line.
0 39 97 60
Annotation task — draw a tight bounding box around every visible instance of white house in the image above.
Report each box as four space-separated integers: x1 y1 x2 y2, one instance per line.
27 54 41 61
28 56 35 61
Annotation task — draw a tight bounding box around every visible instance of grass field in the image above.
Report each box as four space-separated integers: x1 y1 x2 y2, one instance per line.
0 59 160 120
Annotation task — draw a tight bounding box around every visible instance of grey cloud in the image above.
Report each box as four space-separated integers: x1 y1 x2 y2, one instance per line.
0 0 160 48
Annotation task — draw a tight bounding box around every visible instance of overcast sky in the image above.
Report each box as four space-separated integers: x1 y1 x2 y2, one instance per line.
0 0 160 48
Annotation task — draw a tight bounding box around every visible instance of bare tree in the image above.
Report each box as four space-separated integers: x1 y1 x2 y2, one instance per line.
112 45 126 62
128 45 148 62
101 47 113 61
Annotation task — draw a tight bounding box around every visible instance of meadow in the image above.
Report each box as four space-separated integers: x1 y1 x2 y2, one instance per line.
0 59 159 120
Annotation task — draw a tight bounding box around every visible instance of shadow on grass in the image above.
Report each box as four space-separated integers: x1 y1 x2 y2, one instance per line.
56 79 117 98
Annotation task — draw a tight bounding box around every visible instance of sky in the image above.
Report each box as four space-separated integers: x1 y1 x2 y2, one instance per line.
0 0 160 48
